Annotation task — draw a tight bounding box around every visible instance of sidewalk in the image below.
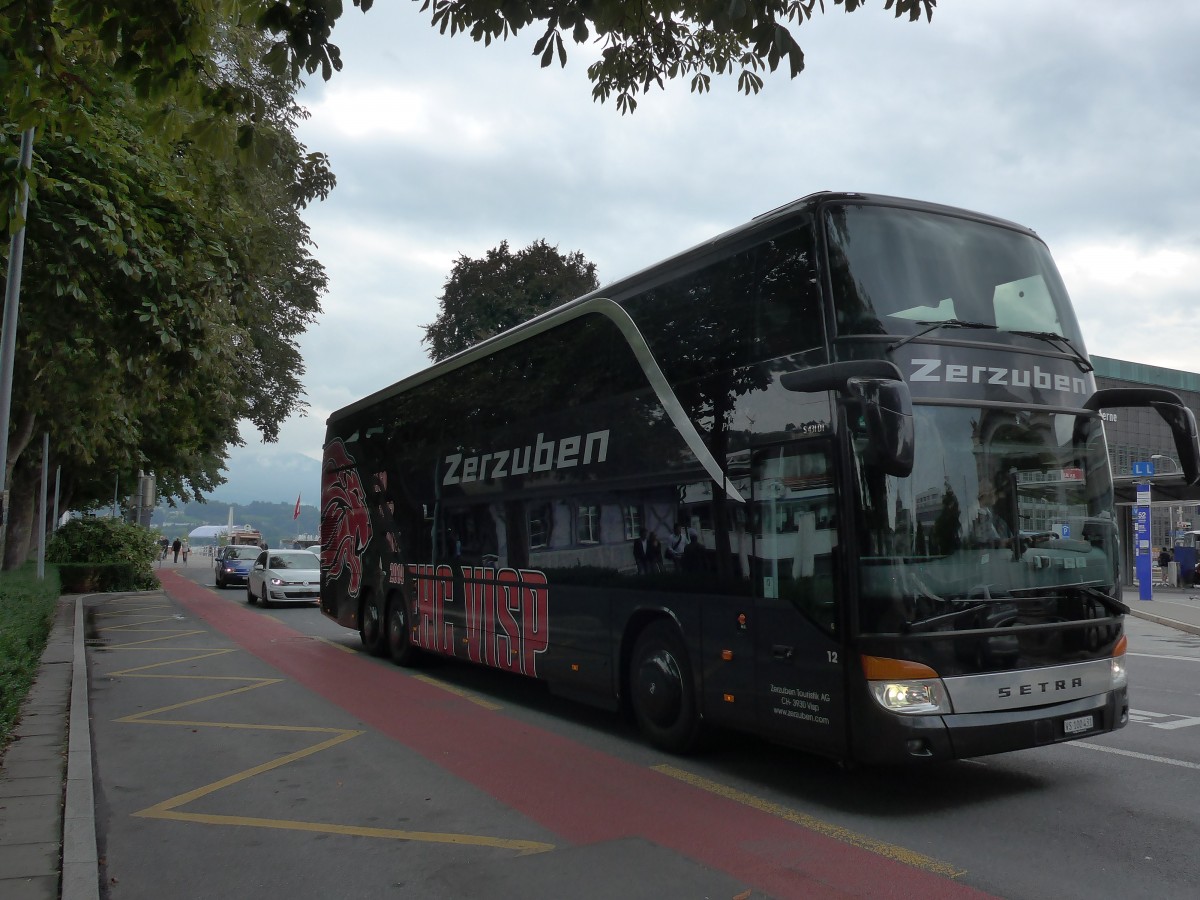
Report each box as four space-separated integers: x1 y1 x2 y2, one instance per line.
1121 583 1200 637
0 554 206 900
0 563 1196 898
0 593 96 900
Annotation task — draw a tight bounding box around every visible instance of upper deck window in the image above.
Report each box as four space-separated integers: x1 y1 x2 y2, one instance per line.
827 204 1085 347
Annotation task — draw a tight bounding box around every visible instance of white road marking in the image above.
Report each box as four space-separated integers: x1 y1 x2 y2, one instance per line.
1071 741 1200 769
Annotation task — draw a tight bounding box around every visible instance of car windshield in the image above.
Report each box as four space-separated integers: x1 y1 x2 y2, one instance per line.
270 553 319 570
226 547 257 560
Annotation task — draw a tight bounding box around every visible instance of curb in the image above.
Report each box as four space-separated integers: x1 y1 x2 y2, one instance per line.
1126 607 1200 638
0 595 98 900
62 597 98 900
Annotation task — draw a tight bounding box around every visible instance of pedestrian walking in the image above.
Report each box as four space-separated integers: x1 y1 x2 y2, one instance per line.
172 537 182 563
181 539 190 566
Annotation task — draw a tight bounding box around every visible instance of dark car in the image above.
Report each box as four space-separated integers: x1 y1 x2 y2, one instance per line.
215 544 259 589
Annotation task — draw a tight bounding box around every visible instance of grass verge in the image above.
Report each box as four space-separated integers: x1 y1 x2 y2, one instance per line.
0 565 62 754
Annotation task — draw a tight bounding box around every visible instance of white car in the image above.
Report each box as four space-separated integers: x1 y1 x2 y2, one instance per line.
246 549 321 608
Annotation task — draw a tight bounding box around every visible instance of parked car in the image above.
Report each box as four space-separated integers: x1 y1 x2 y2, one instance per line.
215 544 259 589
246 549 321 608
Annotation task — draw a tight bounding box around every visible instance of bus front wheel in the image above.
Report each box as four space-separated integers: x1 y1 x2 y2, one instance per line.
359 593 386 657
386 595 420 667
629 621 699 753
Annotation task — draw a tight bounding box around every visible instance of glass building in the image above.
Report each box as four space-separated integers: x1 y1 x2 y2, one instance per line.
1093 356 1200 582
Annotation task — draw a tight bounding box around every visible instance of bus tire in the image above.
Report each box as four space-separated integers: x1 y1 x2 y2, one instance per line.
386 595 420 667
629 620 700 753
359 592 386 657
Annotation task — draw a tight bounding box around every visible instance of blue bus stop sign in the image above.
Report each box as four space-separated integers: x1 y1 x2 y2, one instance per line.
1135 484 1152 601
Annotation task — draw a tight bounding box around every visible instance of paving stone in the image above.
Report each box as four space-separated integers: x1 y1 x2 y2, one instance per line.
1 734 65 753
0 873 61 900
0 795 63 844
0 742 66 767
8 715 67 739
0 758 63 781
0 841 60 880
0 775 62 799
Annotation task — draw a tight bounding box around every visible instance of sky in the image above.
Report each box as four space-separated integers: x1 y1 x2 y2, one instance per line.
212 0 1200 506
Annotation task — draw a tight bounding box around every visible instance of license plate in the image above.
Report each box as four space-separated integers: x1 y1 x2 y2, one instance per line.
1063 714 1094 735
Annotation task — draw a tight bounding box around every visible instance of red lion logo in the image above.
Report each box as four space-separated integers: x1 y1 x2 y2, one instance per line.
322 439 373 599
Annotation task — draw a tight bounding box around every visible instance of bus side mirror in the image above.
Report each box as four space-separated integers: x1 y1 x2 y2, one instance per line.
1083 387 1200 485
848 377 915 478
1150 401 1200 485
780 361 914 478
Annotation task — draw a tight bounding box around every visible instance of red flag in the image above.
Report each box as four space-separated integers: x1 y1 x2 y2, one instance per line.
293 493 301 520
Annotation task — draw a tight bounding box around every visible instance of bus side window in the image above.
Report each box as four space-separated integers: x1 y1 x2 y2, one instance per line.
753 445 839 634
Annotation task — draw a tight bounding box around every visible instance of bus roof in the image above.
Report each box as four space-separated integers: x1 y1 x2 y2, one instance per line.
328 191 1039 426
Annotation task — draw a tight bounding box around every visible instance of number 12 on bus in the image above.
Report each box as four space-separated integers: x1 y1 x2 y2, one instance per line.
320 192 1200 765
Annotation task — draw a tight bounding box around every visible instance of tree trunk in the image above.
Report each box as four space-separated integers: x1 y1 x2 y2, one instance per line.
3 455 40 570
1 408 40 570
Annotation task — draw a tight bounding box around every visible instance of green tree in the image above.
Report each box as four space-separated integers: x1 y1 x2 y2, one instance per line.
419 0 935 113
0 14 329 567
3 2 937 200
423 239 599 362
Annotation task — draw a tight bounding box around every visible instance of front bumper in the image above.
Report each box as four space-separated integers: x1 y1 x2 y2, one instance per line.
850 687 1128 764
265 583 321 603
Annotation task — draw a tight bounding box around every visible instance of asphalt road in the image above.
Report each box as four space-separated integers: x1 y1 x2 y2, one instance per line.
84 565 1200 899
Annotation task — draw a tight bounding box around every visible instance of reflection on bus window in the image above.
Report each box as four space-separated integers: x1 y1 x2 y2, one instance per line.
753 445 839 634
852 406 1117 642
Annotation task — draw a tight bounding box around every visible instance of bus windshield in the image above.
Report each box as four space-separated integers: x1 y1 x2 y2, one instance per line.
853 405 1117 636
827 203 1086 345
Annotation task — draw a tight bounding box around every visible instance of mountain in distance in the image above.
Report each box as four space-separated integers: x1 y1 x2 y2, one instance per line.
208 447 322 506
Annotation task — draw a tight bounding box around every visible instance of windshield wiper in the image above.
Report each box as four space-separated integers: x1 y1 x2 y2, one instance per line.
887 318 997 352
1006 330 1093 373
905 602 993 633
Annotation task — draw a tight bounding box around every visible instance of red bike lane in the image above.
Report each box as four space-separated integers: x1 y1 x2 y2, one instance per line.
159 571 997 900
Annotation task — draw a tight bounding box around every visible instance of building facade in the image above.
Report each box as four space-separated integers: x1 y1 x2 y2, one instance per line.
1093 356 1200 582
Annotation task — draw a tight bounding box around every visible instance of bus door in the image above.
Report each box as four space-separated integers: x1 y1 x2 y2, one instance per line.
751 442 847 757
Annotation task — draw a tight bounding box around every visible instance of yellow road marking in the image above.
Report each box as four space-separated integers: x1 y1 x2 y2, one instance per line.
114 680 283 722
106 650 238 675
140 810 553 854
96 593 549 856
413 673 503 710
314 636 358 654
94 608 172 618
96 630 208 648
652 764 966 879
140 729 364 809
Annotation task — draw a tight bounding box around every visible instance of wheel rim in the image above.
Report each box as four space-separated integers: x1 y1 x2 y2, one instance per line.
388 602 406 651
363 597 381 643
635 648 684 729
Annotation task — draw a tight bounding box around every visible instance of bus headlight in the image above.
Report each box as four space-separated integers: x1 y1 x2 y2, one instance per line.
1110 635 1128 689
862 654 952 715
868 679 951 715
1110 655 1127 689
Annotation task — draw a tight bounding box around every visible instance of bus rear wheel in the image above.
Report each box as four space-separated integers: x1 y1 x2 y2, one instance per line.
386 595 420 667
629 621 699 753
359 593 386 657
